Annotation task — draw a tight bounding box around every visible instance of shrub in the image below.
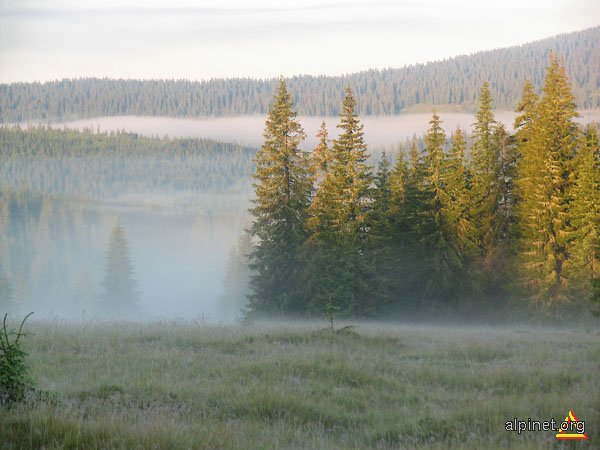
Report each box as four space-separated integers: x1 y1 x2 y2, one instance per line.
0 312 34 405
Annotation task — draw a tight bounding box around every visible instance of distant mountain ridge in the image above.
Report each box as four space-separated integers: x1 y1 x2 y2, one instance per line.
0 26 598 122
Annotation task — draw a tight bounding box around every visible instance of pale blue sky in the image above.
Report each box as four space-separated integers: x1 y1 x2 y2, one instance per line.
0 0 598 82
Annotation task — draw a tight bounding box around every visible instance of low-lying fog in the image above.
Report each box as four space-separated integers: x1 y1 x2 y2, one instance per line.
50 111 600 149
4 111 599 322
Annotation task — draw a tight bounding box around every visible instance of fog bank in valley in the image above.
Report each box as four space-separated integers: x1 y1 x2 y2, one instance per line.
51 110 600 150
4 110 599 322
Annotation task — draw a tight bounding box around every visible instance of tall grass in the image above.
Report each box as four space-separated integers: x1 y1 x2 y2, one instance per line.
1 320 598 449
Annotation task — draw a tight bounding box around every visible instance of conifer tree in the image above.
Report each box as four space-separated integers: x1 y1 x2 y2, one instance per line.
312 121 333 180
101 218 138 312
494 124 517 241
418 113 464 301
248 79 312 314
408 139 420 177
369 154 395 305
389 149 407 220
371 154 392 237
401 137 428 299
515 55 579 306
569 124 599 295
469 82 501 273
441 128 478 258
381 149 409 305
305 88 376 314
514 80 539 144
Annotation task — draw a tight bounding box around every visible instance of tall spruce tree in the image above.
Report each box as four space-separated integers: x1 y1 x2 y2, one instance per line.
469 82 501 276
372 153 393 237
305 88 376 314
383 149 409 306
101 218 138 312
569 124 599 296
398 136 429 304
441 128 478 259
248 79 312 314
418 113 466 301
515 55 579 306
369 154 395 305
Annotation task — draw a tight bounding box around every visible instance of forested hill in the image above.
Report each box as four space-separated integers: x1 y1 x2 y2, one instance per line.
1 26 598 122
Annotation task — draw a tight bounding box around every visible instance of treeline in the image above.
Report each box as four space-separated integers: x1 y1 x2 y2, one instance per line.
0 127 255 208
246 56 599 320
0 129 257 312
1 27 599 122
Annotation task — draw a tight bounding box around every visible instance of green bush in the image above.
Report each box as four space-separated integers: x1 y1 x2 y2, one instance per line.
0 312 34 405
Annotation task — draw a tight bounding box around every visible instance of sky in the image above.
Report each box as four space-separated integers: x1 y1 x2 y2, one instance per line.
0 0 598 83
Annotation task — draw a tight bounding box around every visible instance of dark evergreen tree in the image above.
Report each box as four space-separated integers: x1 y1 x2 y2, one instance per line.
389 149 407 221
371 153 392 237
441 128 478 261
470 82 501 276
101 218 138 312
418 113 468 302
369 154 395 303
305 88 376 315
248 79 312 314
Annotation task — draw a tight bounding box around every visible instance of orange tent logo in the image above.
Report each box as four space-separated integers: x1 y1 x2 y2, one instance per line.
555 410 588 440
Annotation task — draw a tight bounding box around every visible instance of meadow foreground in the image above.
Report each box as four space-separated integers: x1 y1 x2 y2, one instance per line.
1 321 598 449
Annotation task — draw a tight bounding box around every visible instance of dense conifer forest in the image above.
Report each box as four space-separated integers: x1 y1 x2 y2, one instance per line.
1 27 598 122
0 127 254 203
0 54 598 320
246 56 599 320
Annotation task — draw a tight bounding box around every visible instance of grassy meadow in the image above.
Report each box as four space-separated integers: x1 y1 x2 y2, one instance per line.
1 320 598 449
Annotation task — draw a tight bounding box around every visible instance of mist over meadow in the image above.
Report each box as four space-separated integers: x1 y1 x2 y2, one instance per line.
3 108 600 321
0 127 253 321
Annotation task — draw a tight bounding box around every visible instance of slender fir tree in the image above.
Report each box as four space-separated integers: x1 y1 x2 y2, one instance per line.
441 128 478 259
389 149 407 220
312 121 333 180
305 88 376 314
469 82 501 276
372 153 392 236
101 218 138 313
248 79 312 314
514 80 539 144
569 124 599 296
418 113 465 301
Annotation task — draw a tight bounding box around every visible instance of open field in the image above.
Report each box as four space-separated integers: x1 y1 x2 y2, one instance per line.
1 321 598 449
